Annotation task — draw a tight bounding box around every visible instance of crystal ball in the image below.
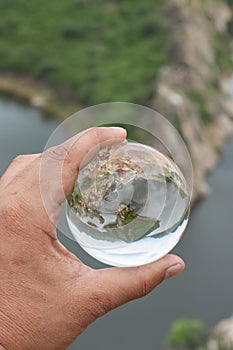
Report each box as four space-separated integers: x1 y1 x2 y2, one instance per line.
66 142 190 267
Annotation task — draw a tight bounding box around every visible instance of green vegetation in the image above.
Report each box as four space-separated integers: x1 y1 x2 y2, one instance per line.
185 90 213 124
0 0 170 105
225 0 233 7
167 319 209 350
214 31 233 74
214 0 233 73
167 318 233 350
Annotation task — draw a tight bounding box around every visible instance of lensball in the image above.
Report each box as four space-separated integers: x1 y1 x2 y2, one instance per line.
66 141 190 267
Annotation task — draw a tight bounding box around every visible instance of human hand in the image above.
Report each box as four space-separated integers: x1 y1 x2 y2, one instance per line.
0 127 185 350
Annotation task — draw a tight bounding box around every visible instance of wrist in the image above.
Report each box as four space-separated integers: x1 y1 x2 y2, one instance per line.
0 310 35 350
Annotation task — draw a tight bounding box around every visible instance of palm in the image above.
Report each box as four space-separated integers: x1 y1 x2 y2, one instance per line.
0 127 184 350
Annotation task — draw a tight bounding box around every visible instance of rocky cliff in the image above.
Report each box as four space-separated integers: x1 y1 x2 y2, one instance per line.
0 0 232 204
208 316 233 349
152 0 233 203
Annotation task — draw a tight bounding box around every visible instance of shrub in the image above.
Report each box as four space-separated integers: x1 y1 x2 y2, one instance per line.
186 90 213 124
214 32 233 74
61 25 86 39
141 20 159 37
167 318 209 350
37 64 58 78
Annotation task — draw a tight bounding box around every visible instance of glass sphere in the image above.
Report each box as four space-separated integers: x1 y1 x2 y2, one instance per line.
66 141 190 267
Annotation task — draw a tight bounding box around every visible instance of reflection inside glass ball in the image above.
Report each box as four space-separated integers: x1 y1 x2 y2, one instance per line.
66 142 190 267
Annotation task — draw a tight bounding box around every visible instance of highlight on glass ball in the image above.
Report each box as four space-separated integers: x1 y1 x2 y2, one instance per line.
41 102 193 267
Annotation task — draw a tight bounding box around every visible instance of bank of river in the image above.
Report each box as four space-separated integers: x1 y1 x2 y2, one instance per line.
0 95 233 350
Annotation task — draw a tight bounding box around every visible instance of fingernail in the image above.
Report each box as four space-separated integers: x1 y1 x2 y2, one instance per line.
165 264 183 280
109 127 126 132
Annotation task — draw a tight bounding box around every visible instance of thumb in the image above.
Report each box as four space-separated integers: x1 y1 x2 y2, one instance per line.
86 254 185 320
39 126 126 224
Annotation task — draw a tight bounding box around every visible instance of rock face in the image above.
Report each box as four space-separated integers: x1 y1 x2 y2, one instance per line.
208 316 233 350
151 0 233 204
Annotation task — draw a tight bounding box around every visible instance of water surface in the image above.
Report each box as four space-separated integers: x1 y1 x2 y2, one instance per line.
0 96 57 173
0 96 232 350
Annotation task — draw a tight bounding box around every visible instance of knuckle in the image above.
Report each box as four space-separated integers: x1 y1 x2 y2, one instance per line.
91 128 102 150
92 127 100 143
46 144 72 163
83 128 101 150
138 274 150 298
141 278 149 298
137 270 163 298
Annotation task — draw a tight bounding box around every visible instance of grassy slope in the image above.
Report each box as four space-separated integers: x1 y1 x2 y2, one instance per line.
0 0 170 106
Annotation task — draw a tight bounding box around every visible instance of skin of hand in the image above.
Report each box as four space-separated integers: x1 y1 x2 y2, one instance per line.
0 127 185 350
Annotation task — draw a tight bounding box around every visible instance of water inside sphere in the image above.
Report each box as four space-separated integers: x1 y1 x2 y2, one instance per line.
66 142 190 267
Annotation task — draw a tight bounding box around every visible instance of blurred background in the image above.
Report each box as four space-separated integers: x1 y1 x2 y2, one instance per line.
0 0 233 349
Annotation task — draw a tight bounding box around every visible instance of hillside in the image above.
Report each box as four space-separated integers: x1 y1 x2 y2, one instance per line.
0 0 233 202
152 0 233 202
0 0 170 105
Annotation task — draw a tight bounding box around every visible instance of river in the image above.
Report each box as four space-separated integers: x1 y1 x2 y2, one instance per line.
0 95 233 349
